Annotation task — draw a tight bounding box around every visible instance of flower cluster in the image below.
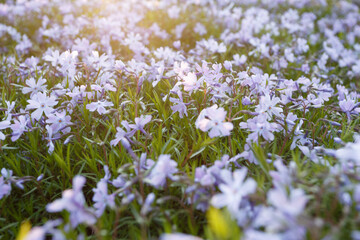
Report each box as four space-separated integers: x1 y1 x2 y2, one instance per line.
0 0 360 239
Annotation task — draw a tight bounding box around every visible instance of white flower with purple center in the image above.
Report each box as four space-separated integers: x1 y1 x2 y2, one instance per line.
22 77 47 97
26 92 58 121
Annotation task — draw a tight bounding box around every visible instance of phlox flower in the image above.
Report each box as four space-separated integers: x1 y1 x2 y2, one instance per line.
46 111 72 134
196 105 233 138
339 99 360 120
223 60 232 71
110 127 130 148
233 54 247 66
174 61 190 78
296 38 309 53
238 143 258 164
4 100 15 121
92 180 115 217
0 120 11 140
268 187 308 217
255 94 283 118
182 72 200 93
248 206 306 240
129 115 152 135
145 154 178 189
0 176 11 199
22 77 47 96
167 5 180 19
46 175 96 227
248 188 307 240
335 140 360 164
43 49 60 67
201 38 226 53
211 168 257 214
26 92 58 121
194 22 207 36
170 92 188 118
45 125 56 154
10 115 29 141
140 192 155 216
195 154 239 187
152 65 165 87
1 168 13 179
195 166 216 186
240 115 280 142
24 220 63 240
269 160 297 189
86 100 114 115
134 153 155 175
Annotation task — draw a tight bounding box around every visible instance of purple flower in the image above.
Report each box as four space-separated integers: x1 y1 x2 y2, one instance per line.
335 141 360 163
240 115 280 142
195 166 216 186
45 125 56 153
46 175 96 227
129 115 152 135
269 160 297 189
145 155 178 189
46 111 72 134
135 153 155 175
211 168 256 213
170 92 188 118
43 49 60 67
10 115 29 142
339 99 360 120
0 176 11 199
4 100 15 121
92 180 115 217
110 127 130 148
140 192 155 215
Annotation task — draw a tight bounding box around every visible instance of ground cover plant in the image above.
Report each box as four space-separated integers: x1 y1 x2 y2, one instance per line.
0 0 360 239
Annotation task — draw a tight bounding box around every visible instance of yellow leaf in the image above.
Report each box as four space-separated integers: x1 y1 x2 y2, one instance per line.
16 221 31 240
207 207 230 239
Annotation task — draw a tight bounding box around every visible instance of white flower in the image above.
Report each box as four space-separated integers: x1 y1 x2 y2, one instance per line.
86 100 114 115
22 77 47 96
0 120 11 140
26 92 58 120
195 105 233 138
182 72 200 93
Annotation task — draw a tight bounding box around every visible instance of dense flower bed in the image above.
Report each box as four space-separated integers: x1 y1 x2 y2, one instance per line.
0 0 360 239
